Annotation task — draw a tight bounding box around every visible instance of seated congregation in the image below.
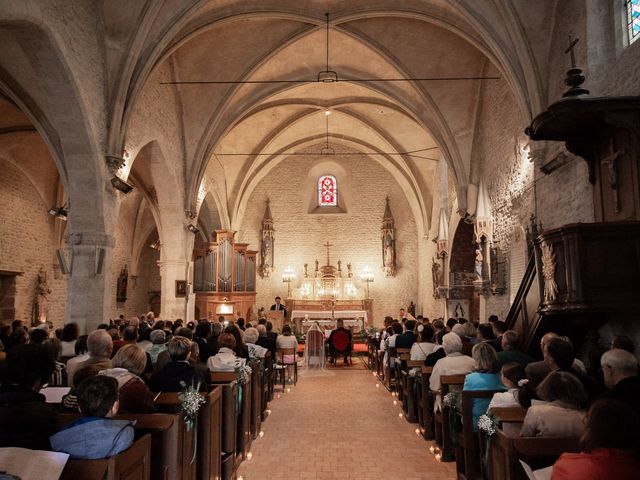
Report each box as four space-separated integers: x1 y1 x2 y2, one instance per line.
0 314 294 480
369 314 640 480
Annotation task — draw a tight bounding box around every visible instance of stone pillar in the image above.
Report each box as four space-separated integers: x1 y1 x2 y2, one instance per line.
158 259 189 320
66 232 115 333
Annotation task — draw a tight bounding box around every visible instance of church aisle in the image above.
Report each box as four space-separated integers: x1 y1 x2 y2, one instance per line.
237 362 456 480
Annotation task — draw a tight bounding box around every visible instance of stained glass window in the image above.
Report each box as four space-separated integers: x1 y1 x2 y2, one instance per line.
318 175 337 206
628 0 640 44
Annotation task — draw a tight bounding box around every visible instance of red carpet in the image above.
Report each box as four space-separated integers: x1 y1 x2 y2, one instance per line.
297 342 368 353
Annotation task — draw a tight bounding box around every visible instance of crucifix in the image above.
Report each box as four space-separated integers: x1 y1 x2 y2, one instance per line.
323 240 333 265
601 146 626 214
565 32 579 68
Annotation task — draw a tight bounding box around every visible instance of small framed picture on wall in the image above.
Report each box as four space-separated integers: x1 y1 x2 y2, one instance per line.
175 280 187 298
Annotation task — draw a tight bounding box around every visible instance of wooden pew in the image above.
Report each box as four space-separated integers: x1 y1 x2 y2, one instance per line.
488 428 581 480
455 389 505 480
154 393 202 480
384 347 396 389
393 348 411 399
400 360 423 423
433 374 466 462
417 366 434 439
249 358 263 439
59 412 181 480
209 371 245 479
261 352 272 420
197 387 223 480
60 433 152 480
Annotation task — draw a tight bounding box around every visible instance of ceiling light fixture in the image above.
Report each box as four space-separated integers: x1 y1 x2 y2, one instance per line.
321 107 335 155
48 204 68 221
111 175 134 194
317 13 338 83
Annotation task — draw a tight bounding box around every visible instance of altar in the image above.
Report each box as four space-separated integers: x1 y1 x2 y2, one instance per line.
290 304 368 333
282 242 373 333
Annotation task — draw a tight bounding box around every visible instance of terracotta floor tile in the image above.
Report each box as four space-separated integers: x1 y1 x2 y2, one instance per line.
237 360 455 479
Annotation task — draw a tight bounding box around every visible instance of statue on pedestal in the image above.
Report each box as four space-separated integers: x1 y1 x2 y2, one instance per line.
32 266 51 325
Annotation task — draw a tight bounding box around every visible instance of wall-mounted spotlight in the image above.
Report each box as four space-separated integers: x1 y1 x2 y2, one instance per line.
187 224 200 234
150 239 161 250
48 204 68 221
111 175 134 194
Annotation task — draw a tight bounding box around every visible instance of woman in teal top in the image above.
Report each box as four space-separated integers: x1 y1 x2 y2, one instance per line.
463 342 505 430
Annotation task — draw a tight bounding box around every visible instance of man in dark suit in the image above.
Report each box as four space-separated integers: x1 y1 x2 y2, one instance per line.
270 296 287 318
328 319 352 363
395 319 417 349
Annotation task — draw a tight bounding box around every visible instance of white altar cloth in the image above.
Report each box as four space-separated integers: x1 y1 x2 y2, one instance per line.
291 309 367 323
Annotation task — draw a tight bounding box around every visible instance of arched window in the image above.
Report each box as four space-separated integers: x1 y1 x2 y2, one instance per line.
628 0 640 44
318 175 337 206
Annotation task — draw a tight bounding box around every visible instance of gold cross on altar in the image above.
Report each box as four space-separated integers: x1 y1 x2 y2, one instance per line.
323 241 333 265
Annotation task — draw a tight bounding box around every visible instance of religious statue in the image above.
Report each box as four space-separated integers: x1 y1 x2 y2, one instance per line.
432 258 442 293
32 266 51 325
381 197 396 277
474 248 483 281
262 241 272 269
117 265 128 302
384 237 394 268
259 198 275 278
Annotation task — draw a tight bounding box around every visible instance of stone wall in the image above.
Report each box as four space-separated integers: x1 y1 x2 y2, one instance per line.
470 74 535 320
0 158 67 327
237 145 422 326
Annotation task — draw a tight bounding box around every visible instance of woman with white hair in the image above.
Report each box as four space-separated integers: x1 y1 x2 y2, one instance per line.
243 327 268 358
429 332 475 411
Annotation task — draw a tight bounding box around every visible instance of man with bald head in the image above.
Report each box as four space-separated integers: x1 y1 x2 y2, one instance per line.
525 332 586 388
68 330 113 387
601 348 640 416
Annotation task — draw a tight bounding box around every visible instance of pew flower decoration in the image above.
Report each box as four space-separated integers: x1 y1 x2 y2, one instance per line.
443 391 460 409
478 413 499 469
179 381 206 432
235 362 252 386
477 414 498 436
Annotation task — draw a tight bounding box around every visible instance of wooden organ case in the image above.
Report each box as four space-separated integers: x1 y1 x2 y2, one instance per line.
193 230 257 321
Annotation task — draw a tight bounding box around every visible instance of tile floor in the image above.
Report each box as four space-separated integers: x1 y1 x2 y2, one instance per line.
237 361 456 480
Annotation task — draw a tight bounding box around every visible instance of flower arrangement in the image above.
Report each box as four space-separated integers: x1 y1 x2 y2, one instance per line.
179 381 206 432
477 414 498 436
478 413 499 472
235 363 252 385
442 391 460 409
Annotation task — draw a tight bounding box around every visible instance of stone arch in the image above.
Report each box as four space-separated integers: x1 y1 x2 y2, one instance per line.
0 20 109 233
112 5 543 223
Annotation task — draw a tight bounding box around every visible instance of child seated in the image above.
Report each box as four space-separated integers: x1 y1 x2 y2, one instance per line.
488 362 528 411
50 376 134 459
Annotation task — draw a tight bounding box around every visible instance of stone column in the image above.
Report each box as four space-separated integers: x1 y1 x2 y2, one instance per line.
66 232 115 333
158 259 189 320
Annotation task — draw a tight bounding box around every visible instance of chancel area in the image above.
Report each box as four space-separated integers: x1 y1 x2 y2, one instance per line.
1 1 640 479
